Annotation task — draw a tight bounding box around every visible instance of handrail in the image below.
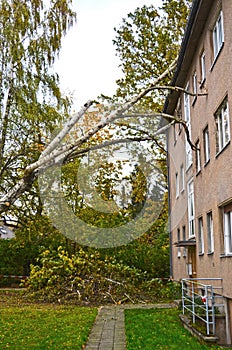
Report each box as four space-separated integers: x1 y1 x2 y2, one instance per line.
182 278 224 335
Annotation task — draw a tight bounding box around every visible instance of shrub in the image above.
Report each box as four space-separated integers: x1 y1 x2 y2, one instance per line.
25 247 180 305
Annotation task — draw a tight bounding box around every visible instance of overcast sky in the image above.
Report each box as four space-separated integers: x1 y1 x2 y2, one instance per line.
54 0 162 109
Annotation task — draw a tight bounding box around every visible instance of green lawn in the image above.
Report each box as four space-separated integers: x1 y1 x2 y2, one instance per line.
125 308 224 350
0 304 97 349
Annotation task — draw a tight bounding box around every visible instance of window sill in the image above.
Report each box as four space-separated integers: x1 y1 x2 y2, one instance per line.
210 43 224 71
204 159 210 167
188 235 195 240
200 78 206 89
220 254 232 258
215 141 230 158
192 96 197 106
186 163 193 172
207 251 214 255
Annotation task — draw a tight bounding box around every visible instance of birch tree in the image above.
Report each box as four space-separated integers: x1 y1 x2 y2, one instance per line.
0 0 76 222
0 0 200 240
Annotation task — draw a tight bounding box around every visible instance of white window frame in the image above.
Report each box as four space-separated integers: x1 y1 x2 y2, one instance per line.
213 11 224 59
224 210 232 255
200 51 206 84
195 140 201 173
184 83 191 124
184 83 192 169
177 228 181 258
187 180 195 238
182 225 187 258
180 164 185 192
175 172 179 198
215 99 230 153
207 212 214 254
198 217 204 255
203 126 210 164
192 71 197 104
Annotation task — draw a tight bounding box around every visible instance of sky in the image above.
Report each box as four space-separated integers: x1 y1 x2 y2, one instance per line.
54 0 162 109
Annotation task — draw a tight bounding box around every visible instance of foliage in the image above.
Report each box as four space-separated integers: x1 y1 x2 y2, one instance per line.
113 0 192 102
125 308 223 350
25 246 180 304
0 215 66 281
0 0 76 223
0 304 97 349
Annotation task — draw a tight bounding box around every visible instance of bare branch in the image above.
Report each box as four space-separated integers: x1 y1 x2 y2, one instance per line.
0 58 178 213
153 85 208 96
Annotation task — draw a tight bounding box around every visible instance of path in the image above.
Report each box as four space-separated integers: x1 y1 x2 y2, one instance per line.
84 303 176 350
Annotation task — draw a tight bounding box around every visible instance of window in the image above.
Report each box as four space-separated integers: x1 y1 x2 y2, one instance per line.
180 164 185 192
198 217 204 255
175 172 179 198
177 228 181 258
195 140 201 173
182 225 187 257
215 98 230 154
192 71 197 104
173 124 177 144
186 140 193 169
184 83 192 169
188 180 195 238
213 11 224 59
184 83 191 124
203 126 210 164
207 212 214 254
223 204 232 255
200 51 206 84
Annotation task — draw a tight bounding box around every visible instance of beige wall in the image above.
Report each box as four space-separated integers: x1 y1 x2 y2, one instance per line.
168 0 232 296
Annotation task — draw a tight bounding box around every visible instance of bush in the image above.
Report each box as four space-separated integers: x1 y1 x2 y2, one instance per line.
25 247 180 305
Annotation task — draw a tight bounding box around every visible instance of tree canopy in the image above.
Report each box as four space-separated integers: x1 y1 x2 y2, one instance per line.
0 0 76 224
0 0 195 299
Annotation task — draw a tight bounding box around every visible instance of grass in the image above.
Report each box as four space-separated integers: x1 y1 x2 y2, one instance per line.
0 302 97 349
125 308 225 350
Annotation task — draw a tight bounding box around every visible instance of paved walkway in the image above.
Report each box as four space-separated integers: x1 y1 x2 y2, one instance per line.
84 303 176 350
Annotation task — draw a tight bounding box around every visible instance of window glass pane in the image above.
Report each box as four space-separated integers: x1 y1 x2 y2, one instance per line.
213 11 224 58
200 52 206 82
215 99 230 153
188 181 195 237
224 211 232 254
207 212 214 253
198 217 204 254
203 127 210 163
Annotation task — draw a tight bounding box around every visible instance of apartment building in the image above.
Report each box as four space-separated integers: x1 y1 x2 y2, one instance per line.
165 0 232 344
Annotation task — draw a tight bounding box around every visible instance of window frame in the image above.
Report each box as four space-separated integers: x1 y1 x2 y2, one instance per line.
207 211 214 254
180 164 185 192
177 228 181 258
213 10 224 60
175 172 179 198
223 205 232 255
203 126 210 164
200 51 206 85
192 71 197 105
195 140 201 174
184 83 192 169
187 180 195 238
182 225 187 258
198 217 204 255
215 98 230 154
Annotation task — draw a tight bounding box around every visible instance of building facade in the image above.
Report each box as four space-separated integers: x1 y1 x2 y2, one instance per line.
165 0 232 344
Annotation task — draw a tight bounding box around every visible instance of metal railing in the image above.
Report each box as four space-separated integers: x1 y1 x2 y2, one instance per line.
182 278 224 335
